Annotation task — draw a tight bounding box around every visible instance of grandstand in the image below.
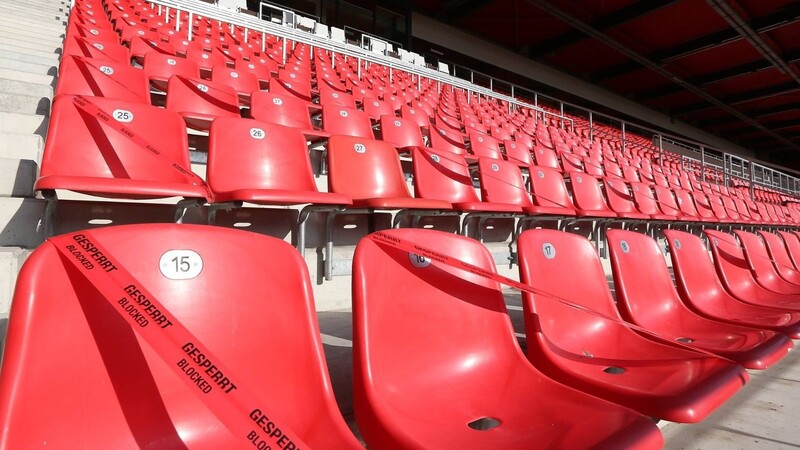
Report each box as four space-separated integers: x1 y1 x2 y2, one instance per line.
0 0 800 447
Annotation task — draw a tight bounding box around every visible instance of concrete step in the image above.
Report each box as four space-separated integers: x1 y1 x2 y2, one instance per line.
0 197 45 248
0 78 54 99
0 43 61 66
3 49 59 66
0 22 65 45
0 27 64 47
0 35 63 55
0 4 67 22
0 16 66 38
0 158 36 198
0 68 55 87
0 0 67 13
0 57 57 77
0 91 51 116
0 246 32 317
0 112 48 135
0 132 43 162
0 0 67 11
0 15 66 39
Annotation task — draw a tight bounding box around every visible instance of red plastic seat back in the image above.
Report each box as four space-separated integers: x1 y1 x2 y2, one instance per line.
143 52 199 87
429 124 468 155
319 82 356 108
207 117 320 193
569 173 613 214
477 158 532 208
412 147 480 204
38 95 191 184
759 231 800 281
504 139 533 165
529 166 576 210
607 229 687 325
629 182 661 216
165 75 240 126
653 185 681 217
518 228 623 336
250 91 314 130
469 132 502 159
323 105 375 139
779 231 800 269
380 115 425 148
532 146 560 171
692 191 716 220
400 104 430 128
55 55 150 103
674 188 701 218
0 224 361 448
210 66 259 97
362 97 395 121
327 135 412 200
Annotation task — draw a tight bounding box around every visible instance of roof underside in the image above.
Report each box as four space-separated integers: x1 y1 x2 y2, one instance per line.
412 0 800 169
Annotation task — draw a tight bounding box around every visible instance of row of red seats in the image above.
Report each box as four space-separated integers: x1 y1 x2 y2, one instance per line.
7 223 800 447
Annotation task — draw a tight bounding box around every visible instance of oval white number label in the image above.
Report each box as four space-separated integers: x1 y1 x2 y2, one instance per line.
354 143 366 153
167 58 177 65
249 64 255 69
538 171 545 178
230 71 239 78
339 110 348 117
112 109 133 122
138 30 145 36
620 240 630 254
431 154 440 163
197 83 209 92
408 253 431 268
332 92 339 98
272 97 283 105
201 53 209 59
394 120 401 127
576 176 582 183
491 163 499 172
159 250 203 280
542 242 556 259
99 65 114 75
673 239 681 250
250 128 265 139
93 43 104 50
90 28 99 35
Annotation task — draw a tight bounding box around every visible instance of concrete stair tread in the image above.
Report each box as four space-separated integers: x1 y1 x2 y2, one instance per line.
0 91 51 116
0 157 36 198
0 16 66 37
0 57 58 77
0 77 54 98
0 111 48 134
0 68 55 87
0 132 43 162
0 36 63 55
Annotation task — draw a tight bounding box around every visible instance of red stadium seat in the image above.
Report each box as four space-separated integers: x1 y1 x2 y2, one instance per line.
778 231 800 270
143 52 200 92
518 228 749 422
379 115 425 150
353 228 663 449
608 229 793 370
362 97 395 121
0 224 362 449
735 230 800 295
706 229 800 310
206 117 351 249
603 178 650 221
664 229 800 338
568 172 617 218
468 132 503 159
36 95 207 232
429 124 469 156
210 66 260 104
55 55 150 103
249 91 320 134
528 166 577 217
165 75 241 131
322 105 374 139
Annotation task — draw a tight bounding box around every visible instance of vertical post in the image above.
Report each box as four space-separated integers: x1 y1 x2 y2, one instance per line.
534 93 538 106
187 12 193 41
589 111 594 142
282 38 287 65
621 121 626 154
357 57 361 79
749 163 755 200
262 32 266 52
658 134 664 169
511 85 515 98
389 67 393 83
700 146 706 183
176 8 181 32
244 28 248 41
489 78 493 91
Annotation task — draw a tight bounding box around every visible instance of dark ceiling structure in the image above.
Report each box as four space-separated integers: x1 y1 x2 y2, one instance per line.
412 0 800 169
